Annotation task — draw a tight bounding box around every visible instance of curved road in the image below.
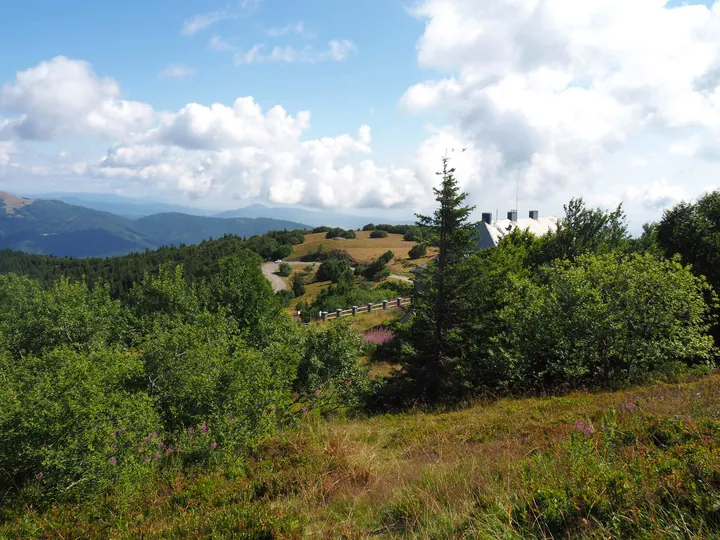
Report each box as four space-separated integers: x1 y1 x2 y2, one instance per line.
261 261 411 292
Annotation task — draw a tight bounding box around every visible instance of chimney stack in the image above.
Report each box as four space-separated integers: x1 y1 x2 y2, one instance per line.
507 210 518 222
529 210 539 220
481 212 492 225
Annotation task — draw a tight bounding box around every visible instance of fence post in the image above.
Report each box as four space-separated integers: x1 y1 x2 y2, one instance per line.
352 306 358 316
367 303 372 313
382 300 388 310
396 297 402 307
336 308 343 319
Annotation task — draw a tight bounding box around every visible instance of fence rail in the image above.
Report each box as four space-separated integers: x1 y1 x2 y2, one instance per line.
300 296 413 323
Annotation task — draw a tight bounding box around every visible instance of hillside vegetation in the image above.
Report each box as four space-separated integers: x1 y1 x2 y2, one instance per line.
2 159 720 538
0 192 309 257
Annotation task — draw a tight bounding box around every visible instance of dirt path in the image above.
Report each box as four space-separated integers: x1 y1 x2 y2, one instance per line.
261 261 411 291
261 262 318 292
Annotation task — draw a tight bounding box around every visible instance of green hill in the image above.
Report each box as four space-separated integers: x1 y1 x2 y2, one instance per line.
0 192 309 258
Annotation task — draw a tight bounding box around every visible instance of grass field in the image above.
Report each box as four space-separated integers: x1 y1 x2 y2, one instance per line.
6 373 720 538
287 231 437 277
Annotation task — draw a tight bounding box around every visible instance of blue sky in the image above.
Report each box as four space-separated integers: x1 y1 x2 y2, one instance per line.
2 0 720 231
0 0 431 165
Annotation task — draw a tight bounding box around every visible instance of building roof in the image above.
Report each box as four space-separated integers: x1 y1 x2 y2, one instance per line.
476 216 558 249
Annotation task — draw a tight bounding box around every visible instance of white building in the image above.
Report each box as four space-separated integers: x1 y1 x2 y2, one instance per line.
475 210 559 250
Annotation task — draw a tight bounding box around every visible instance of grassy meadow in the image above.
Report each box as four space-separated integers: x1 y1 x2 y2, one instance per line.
4 372 719 538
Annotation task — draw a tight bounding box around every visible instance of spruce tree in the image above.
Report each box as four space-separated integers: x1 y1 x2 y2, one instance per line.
404 156 477 401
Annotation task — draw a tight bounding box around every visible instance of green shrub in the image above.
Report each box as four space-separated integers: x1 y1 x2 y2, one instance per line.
408 244 427 260
271 244 293 261
291 273 306 297
370 230 389 238
0 346 160 504
278 262 292 277
498 253 716 388
276 289 295 306
362 223 376 231
317 259 350 283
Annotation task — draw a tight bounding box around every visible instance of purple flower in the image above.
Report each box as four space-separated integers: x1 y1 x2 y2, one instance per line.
583 425 595 436
157 441 164 447
166 447 173 454
117 428 125 435
145 436 151 443
144 457 150 463
363 327 395 346
626 402 637 412
227 417 234 423
200 423 208 433
188 426 195 434
695 392 701 399
210 441 217 450
154 452 161 461
109 457 117 465
112 442 118 451
302 407 308 414
152 432 158 440
575 421 586 431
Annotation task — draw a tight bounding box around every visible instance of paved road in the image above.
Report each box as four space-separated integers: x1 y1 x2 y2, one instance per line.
261 262 318 292
261 261 412 291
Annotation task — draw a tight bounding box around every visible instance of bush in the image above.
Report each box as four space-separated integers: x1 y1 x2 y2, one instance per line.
373 268 392 281
317 259 351 283
276 289 295 306
325 228 356 240
292 273 306 297
498 253 716 389
370 230 389 239
362 223 376 231
278 262 292 277
408 243 427 260
271 244 293 261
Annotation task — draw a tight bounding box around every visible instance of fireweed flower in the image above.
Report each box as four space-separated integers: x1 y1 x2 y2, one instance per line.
109 457 117 465
200 423 208 433
626 402 637 412
696 392 701 399
157 441 164 447
210 442 217 450
188 427 195 434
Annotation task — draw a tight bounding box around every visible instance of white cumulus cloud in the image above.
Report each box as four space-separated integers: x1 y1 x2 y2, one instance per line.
0 56 153 140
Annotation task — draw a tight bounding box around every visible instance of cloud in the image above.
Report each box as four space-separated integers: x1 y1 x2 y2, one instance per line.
624 179 687 211
181 0 263 36
159 64 197 78
401 0 720 208
264 22 311 38
234 40 356 65
181 11 229 36
0 56 153 140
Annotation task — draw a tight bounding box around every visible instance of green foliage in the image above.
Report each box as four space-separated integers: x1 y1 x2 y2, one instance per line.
536 197 629 265
325 228 356 240
272 244 293 261
362 223 376 231
408 243 427 260
295 320 369 410
278 262 292 277
361 250 394 280
497 253 716 389
370 230 389 238
291 272 306 297
0 346 160 503
403 156 477 401
276 289 295 306
657 190 720 344
316 259 351 283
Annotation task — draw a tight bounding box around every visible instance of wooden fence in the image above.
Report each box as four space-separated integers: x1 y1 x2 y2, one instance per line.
299 296 413 322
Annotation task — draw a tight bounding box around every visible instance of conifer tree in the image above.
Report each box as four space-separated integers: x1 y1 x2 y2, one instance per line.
403 156 477 400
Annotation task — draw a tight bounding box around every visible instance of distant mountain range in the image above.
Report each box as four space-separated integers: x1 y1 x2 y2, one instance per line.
0 192 309 258
27 192 410 229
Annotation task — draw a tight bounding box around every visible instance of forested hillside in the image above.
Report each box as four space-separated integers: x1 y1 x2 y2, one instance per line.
0 192 309 258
